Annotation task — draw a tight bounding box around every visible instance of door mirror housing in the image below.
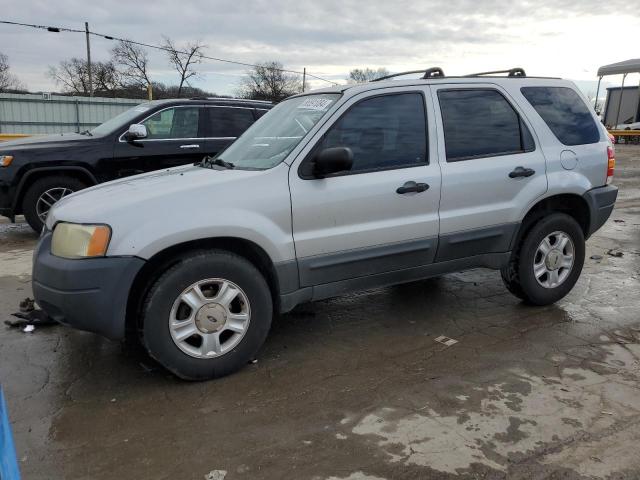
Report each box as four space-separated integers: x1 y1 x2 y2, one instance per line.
125 124 148 141
313 147 353 177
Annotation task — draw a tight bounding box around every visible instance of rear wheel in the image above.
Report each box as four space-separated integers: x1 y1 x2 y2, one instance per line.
22 175 88 232
501 213 585 305
141 250 272 380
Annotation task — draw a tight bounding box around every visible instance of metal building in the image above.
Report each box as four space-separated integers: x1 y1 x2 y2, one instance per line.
602 86 640 127
0 93 142 134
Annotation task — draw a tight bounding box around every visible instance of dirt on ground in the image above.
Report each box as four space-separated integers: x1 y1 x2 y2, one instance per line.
1 146 639 480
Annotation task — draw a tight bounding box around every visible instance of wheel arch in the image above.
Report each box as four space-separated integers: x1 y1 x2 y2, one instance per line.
512 193 591 253
125 237 284 337
13 166 97 214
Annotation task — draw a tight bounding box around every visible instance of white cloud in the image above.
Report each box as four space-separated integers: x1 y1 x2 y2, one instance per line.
1 0 639 94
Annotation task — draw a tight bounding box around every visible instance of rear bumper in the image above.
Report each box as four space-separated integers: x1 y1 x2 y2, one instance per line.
583 184 618 238
32 233 145 339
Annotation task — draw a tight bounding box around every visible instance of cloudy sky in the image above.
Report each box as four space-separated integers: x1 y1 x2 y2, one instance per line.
2 0 639 97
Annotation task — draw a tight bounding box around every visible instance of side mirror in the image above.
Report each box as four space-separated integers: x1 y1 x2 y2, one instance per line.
314 147 353 177
125 124 147 141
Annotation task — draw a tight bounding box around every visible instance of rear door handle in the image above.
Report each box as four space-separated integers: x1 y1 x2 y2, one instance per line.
509 166 535 178
396 181 429 194
180 144 200 149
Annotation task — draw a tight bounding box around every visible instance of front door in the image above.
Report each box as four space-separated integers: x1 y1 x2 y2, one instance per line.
112 105 207 178
289 88 441 287
430 84 548 261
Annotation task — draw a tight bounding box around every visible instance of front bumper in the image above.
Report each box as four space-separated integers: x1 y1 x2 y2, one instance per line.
32 233 145 339
583 184 618 238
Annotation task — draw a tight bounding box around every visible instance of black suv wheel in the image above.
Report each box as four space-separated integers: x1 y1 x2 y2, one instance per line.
22 175 88 232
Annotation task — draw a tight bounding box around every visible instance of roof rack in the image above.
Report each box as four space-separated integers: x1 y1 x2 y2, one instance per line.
371 67 445 82
189 96 273 104
465 68 526 77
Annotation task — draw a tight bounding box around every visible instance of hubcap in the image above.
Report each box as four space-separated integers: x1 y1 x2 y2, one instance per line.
169 278 250 359
36 187 74 222
533 231 574 289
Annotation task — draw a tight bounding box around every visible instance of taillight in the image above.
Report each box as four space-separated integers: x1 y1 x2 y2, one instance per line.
606 145 615 184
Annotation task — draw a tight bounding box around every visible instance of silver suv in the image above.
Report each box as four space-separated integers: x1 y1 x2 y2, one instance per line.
33 67 618 380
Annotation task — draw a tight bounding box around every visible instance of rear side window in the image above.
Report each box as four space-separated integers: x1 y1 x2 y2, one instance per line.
438 89 534 162
209 107 255 137
318 92 427 173
521 86 600 145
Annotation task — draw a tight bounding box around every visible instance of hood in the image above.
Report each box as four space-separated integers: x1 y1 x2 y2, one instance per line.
0 132 94 152
47 164 269 227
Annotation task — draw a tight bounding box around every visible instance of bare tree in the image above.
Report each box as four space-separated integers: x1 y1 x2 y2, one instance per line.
0 52 25 92
49 58 120 96
162 36 205 97
111 40 152 90
347 67 390 83
237 61 302 102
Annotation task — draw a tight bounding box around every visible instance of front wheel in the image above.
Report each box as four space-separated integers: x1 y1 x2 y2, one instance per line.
22 175 88 232
502 213 585 305
141 250 273 380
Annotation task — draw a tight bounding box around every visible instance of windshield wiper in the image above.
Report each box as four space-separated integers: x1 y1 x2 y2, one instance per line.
79 129 93 136
200 156 235 169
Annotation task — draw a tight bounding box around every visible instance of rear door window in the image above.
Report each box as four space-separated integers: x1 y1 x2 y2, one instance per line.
438 89 535 161
209 107 255 137
521 86 600 145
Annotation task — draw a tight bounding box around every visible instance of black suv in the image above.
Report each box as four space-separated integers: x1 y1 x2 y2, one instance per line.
0 97 272 231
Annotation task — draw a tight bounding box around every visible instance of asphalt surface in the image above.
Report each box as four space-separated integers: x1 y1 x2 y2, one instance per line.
1 146 639 480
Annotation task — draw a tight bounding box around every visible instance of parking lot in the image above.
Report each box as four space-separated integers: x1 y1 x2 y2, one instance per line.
0 146 639 480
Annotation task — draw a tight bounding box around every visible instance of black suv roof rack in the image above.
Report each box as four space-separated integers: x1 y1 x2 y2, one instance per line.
465 68 526 77
371 67 445 82
188 96 273 104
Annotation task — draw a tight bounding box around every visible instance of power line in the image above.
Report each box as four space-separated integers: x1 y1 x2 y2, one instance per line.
0 19 339 85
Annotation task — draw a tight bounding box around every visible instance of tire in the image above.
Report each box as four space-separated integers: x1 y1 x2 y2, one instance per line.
501 213 585 306
22 175 88 232
141 250 273 380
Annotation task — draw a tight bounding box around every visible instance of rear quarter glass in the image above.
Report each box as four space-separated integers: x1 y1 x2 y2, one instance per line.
520 86 600 146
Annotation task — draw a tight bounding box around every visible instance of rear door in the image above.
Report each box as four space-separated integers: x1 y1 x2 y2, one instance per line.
430 84 548 261
205 106 256 157
289 88 441 287
113 105 207 175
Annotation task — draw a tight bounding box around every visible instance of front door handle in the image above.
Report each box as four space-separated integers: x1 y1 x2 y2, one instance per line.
396 181 429 194
509 166 535 178
180 144 200 149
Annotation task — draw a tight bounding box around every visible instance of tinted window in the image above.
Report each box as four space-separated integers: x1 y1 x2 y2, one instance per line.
255 109 269 119
439 89 534 161
521 86 600 145
210 107 255 137
141 107 200 139
319 93 427 173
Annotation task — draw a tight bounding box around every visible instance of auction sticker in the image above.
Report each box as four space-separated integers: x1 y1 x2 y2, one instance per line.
298 97 333 111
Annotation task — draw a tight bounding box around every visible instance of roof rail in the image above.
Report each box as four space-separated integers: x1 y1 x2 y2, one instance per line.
465 68 526 77
371 67 446 82
189 96 273 104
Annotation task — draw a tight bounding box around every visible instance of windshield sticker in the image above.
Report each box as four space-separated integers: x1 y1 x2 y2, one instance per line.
298 98 333 111
134 106 151 112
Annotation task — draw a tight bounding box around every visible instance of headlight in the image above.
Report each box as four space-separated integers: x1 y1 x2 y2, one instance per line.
0 155 13 167
51 223 111 259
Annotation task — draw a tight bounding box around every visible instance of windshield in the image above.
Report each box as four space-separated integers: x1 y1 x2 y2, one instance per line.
211 93 341 170
90 103 152 136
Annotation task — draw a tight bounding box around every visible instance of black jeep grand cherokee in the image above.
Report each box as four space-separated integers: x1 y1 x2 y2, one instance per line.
0 97 272 231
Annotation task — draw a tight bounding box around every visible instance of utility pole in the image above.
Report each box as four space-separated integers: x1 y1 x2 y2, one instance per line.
302 67 306 93
85 22 93 97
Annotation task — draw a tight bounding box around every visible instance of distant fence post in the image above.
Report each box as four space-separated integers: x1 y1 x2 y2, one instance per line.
74 99 81 133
